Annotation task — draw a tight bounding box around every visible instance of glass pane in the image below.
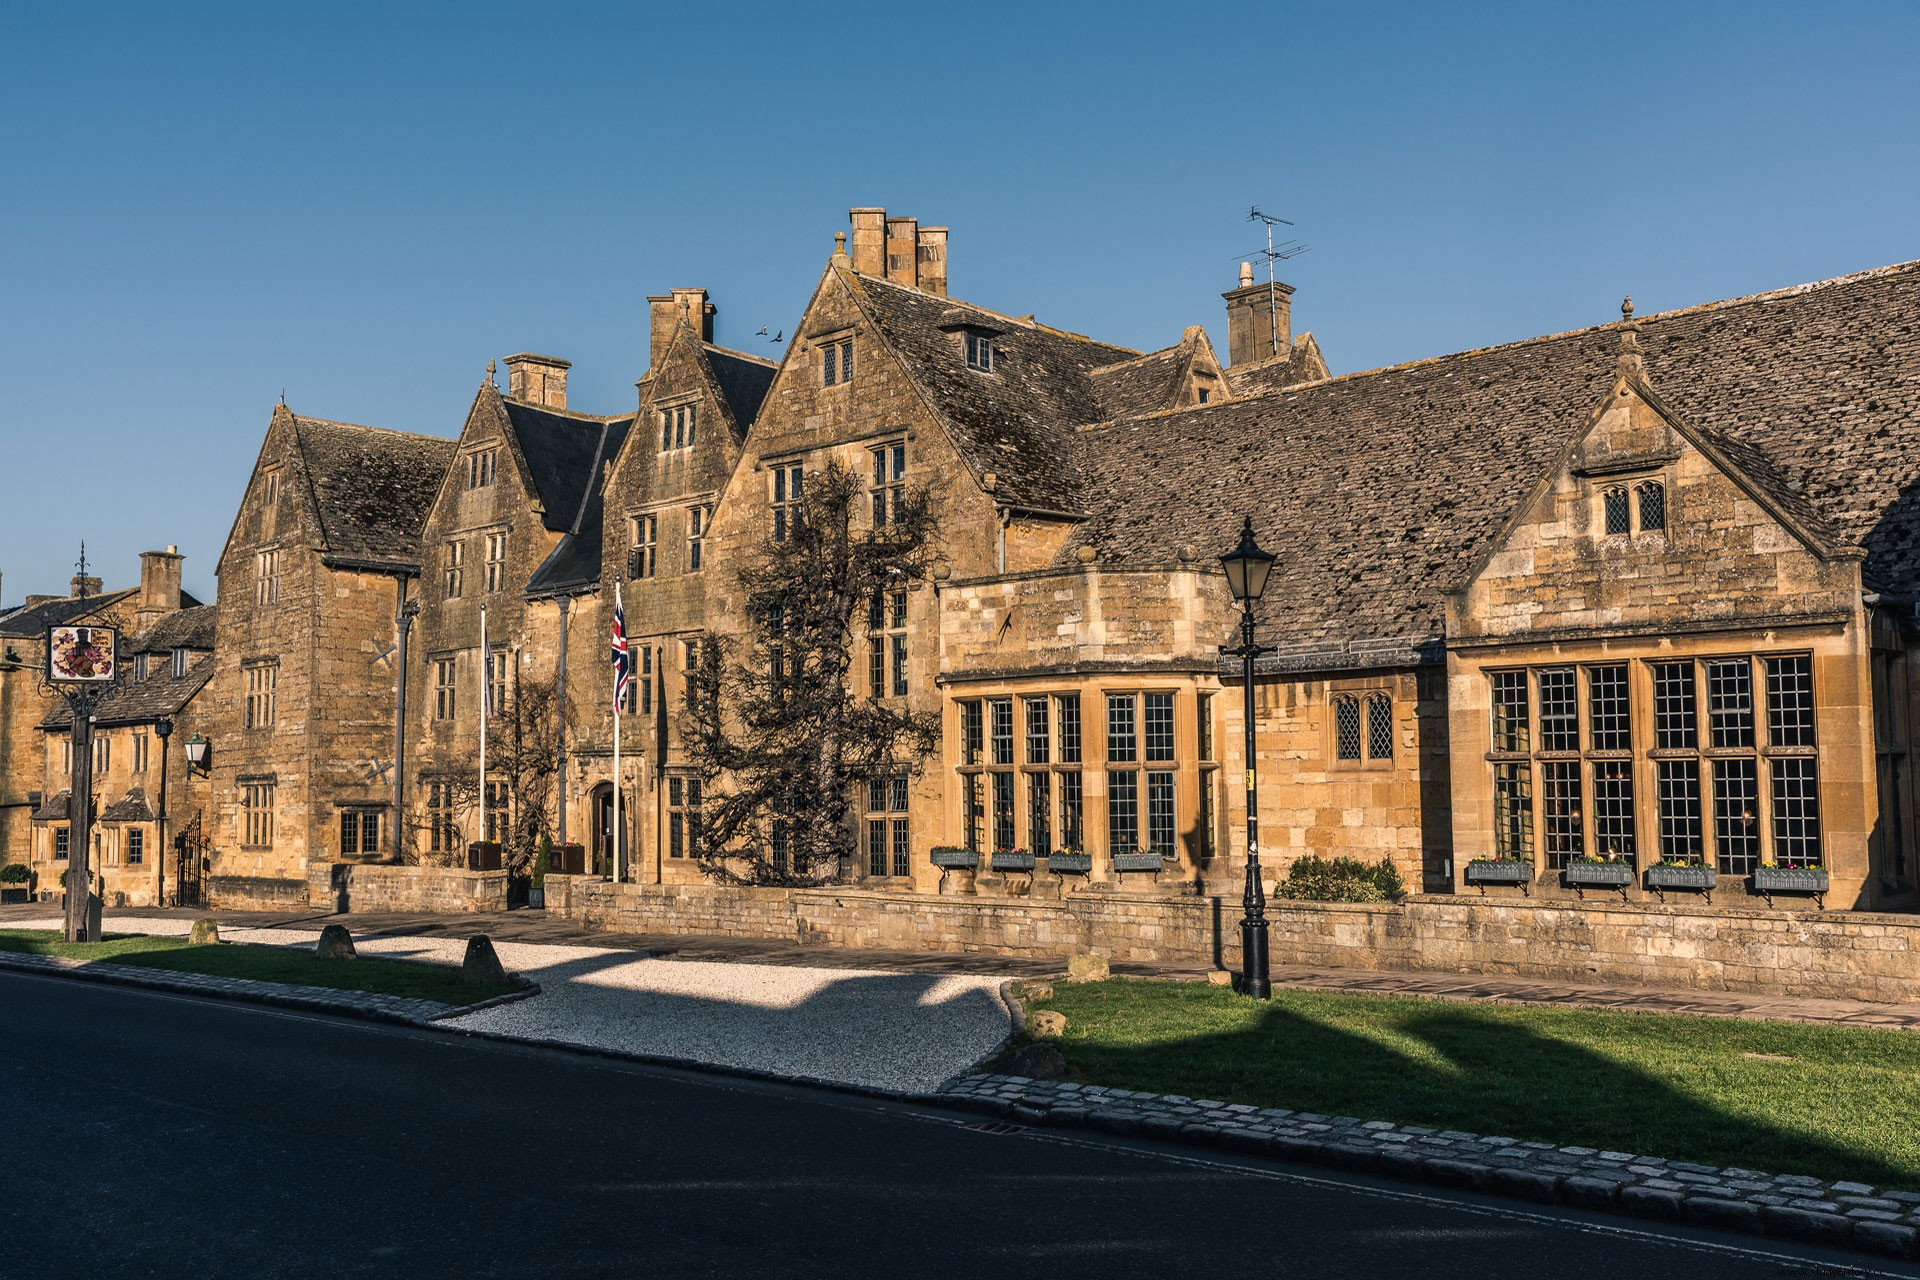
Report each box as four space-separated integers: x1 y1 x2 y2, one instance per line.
889 775 908 812
1538 668 1578 752
1334 696 1361 760
1708 659 1756 749
1771 758 1822 867
1025 698 1050 764
1491 671 1529 753
868 819 887 877
1656 760 1704 861
1604 487 1630 535
1652 662 1697 750
1638 483 1665 533
1765 655 1816 748
891 820 909 878
1493 763 1533 860
1712 759 1761 876
1147 771 1175 855
1367 693 1393 760
992 772 1016 850
1059 771 1083 849
1028 772 1052 856
1541 761 1582 869
1592 761 1636 859
990 699 1015 765
962 702 983 766
1106 694 1136 762
1587 665 1631 752
1057 695 1081 763
1107 770 1139 853
1144 693 1175 762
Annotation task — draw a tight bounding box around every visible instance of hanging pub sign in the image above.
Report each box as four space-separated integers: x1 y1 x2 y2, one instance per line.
47 625 117 683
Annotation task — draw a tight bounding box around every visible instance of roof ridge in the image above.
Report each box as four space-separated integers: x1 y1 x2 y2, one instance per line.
702 342 780 369
1088 342 1190 376
849 269 1140 356
1108 257 1920 428
501 399 633 425
289 412 454 443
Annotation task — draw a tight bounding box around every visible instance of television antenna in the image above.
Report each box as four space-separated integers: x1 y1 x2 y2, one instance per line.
1240 207 1310 359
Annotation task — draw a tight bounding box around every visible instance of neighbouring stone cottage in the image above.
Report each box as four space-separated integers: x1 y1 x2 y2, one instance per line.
13 208 1919 963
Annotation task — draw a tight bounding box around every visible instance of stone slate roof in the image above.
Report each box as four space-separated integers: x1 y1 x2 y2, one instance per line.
101 788 154 823
1224 334 1330 397
31 790 69 822
1069 260 1920 657
704 345 779 432
127 604 217 655
849 269 1140 513
501 401 634 535
0 590 137 639
41 649 214 730
289 414 458 571
1089 341 1195 421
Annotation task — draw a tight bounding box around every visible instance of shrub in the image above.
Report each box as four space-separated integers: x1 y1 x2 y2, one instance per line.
0 863 29 884
1279 855 1405 903
533 835 553 887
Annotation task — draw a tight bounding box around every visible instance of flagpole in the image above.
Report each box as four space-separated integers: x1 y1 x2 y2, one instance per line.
612 581 623 884
479 603 488 855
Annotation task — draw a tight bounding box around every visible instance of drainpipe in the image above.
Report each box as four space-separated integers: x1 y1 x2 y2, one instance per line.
555 594 570 847
393 576 418 861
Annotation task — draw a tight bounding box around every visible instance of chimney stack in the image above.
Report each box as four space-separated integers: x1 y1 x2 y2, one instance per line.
70 574 102 599
503 353 571 409
646 289 715 374
136 546 184 631
1222 264 1295 367
844 208 949 295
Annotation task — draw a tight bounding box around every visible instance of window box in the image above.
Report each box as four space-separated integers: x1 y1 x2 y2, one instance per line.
1046 852 1093 875
1646 864 1717 894
930 846 978 870
1463 859 1532 892
1752 865 1828 907
991 850 1035 873
1564 861 1634 888
1111 852 1166 874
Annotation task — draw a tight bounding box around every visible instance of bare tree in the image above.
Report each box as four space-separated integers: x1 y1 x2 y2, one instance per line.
399 672 559 871
684 461 939 884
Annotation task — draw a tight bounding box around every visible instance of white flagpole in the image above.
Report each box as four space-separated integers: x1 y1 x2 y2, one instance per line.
612 581 623 884
479 603 488 853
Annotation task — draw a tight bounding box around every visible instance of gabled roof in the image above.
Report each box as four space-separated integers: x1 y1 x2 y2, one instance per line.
41 649 214 729
498 400 634 535
1224 332 1330 396
703 345 779 431
0 590 137 639
127 604 217 654
847 268 1140 512
1069 259 1920 656
1089 334 1203 422
287 412 458 571
101 788 155 823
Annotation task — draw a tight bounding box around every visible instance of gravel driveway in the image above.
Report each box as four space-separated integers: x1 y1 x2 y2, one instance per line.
16 916 1011 1093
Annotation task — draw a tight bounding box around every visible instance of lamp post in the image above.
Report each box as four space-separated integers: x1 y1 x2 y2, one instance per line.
1220 517 1276 1000
154 717 172 907
184 733 209 777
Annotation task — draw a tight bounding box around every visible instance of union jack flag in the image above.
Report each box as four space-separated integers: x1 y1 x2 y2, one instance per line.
610 590 631 715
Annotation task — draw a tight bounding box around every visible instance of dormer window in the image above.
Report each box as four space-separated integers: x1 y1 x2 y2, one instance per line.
170 648 188 679
659 403 697 452
134 654 148 682
965 332 993 373
822 339 854 387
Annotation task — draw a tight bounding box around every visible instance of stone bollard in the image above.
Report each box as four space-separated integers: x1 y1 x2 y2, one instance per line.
187 918 220 945
1066 953 1110 983
1207 969 1234 987
314 924 357 960
463 935 509 988
1028 1009 1068 1037
1016 980 1055 1002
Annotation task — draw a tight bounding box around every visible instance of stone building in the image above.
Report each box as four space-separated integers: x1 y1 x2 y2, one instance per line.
81 207 1920 922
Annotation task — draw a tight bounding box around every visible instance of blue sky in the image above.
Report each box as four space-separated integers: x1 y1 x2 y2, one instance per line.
3 1 1916 604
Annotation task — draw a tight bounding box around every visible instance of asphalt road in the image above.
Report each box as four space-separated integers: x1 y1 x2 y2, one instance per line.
2 971 1909 1280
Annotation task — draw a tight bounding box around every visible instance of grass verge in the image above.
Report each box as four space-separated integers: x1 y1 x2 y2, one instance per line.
1023 978 1920 1190
0 929 517 1006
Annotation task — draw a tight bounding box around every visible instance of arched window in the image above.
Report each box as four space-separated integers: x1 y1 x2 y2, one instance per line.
1333 694 1362 760
1366 692 1394 760
1637 481 1666 533
1602 487 1631 535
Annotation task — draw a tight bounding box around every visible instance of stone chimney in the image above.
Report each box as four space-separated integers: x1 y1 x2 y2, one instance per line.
70 574 102 599
1222 263 1295 367
646 289 715 373
503 353 571 409
845 208 948 295
136 546 184 631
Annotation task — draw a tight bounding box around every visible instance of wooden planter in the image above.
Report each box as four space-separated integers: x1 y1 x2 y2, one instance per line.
1111 853 1165 875
1046 853 1093 875
1753 865 1829 907
991 851 1036 873
1646 864 1717 902
929 848 979 870
1463 859 1532 895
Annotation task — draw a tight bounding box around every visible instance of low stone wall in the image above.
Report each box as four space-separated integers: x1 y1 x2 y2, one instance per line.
547 877 1920 1003
308 862 507 914
208 875 309 911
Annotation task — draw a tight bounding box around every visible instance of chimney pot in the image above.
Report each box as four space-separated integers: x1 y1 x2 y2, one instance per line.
916 226 949 296
1239 261 1255 287
502 353 571 409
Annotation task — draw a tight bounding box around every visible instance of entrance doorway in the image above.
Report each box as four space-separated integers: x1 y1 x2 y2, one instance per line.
590 783 629 880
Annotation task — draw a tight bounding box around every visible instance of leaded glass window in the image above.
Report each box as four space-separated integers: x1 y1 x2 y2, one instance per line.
1588 665 1631 752
1538 668 1578 752
1656 760 1703 861
1334 695 1362 761
1366 692 1394 760
1765 655 1816 748
1652 662 1697 750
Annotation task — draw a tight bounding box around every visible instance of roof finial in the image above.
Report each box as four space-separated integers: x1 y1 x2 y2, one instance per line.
1615 294 1645 380
486 358 497 388
833 231 848 260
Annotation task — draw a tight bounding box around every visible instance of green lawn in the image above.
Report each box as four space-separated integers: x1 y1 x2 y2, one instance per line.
0 930 517 1006
1024 979 1920 1189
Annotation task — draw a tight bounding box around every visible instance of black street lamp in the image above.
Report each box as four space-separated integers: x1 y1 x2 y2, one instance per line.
183 732 210 777
1220 517 1276 999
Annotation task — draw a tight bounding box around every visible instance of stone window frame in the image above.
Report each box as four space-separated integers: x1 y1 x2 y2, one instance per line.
53 826 70 861
863 773 911 879
685 503 712 573
466 448 497 490
1483 652 1823 875
241 781 275 849
261 467 280 506
628 511 659 579
955 692 1086 856
819 335 855 388
657 397 699 453
1328 683 1396 771
425 780 459 855
1105 689 1180 858
667 774 703 859
1593 467 1670 541
865 587 908 699
443 539 466 600
432 655 458 721
171 647 189 679
770 462 806 542
243 658 279 730
339 807 383 856
964 331 994 374
125 826 144 866
483 530 509 593
131 731 149 774
869 440 907 527
253 548 280 606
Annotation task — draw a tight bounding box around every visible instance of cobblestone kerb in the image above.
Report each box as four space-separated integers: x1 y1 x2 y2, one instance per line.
0 950 539 1026
936 1072 1920 1261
